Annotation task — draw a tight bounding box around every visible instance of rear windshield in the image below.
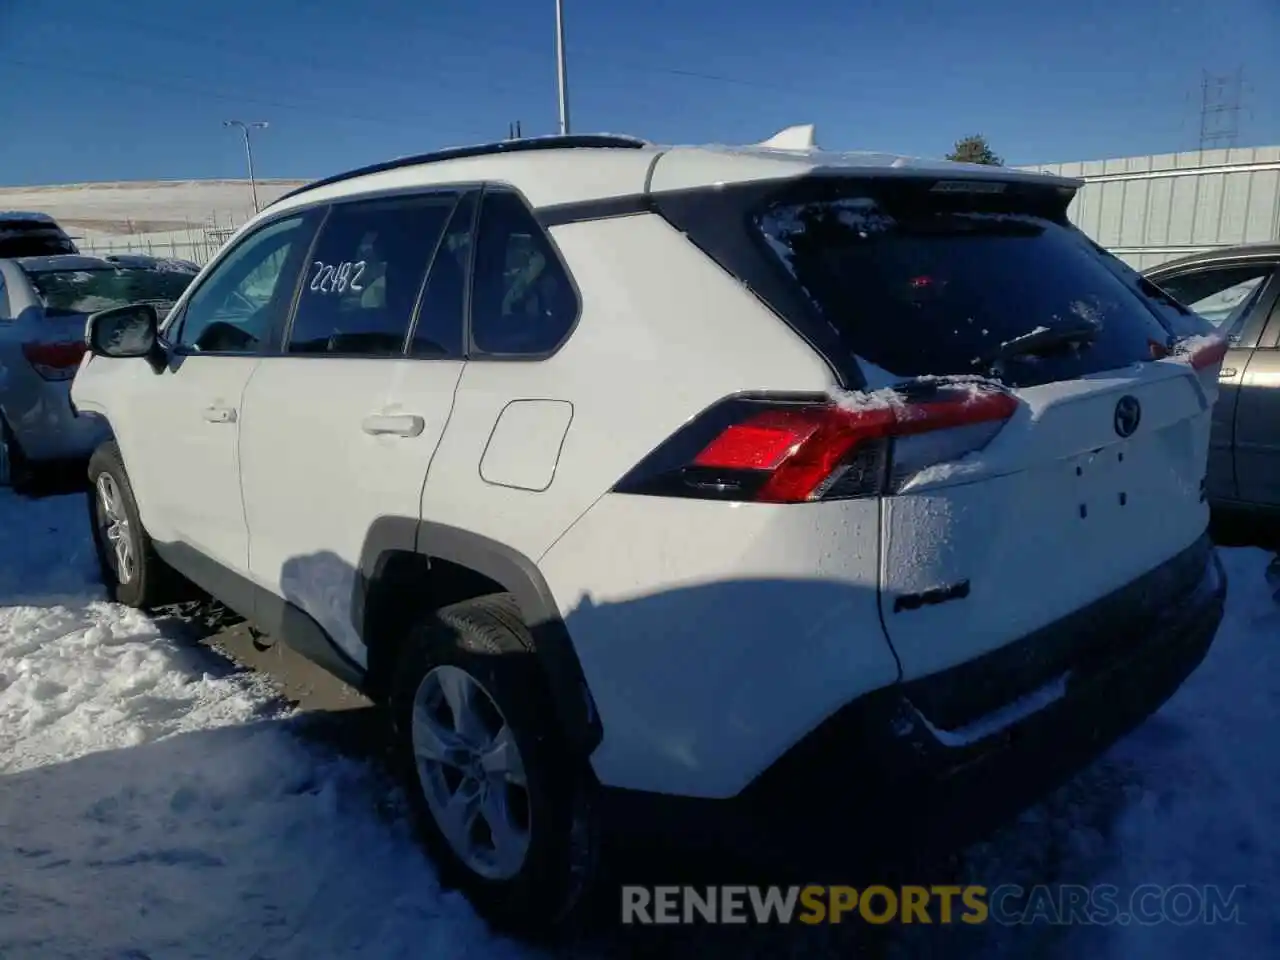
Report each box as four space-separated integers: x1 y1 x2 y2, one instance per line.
27 267 195 317
754 179 1175 386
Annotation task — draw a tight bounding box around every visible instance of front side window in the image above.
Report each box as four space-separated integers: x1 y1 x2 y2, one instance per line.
469 190 577 356
173 214 315 354
1153 263 1276 341
26 267 194 317
286 194 456 356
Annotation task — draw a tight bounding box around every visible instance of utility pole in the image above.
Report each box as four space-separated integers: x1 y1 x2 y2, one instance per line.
224 120 269 213
554 0 570 135
1197 67 1243 151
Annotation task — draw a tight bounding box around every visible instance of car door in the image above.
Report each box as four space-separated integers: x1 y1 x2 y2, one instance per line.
103 212 320 583
237 190 470 669
1235 293 1280 507
1149 257 1280 503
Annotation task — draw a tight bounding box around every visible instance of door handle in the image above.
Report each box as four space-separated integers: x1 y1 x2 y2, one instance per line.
1219 367 1237 379
202 405 237 424
361 413 425 437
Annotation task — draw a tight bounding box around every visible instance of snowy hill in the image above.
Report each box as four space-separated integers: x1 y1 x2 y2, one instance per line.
0 179 309 263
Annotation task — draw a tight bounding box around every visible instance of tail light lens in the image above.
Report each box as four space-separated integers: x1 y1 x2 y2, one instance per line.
22 341 87 381
1180 335 1228 371
613 382 1019 503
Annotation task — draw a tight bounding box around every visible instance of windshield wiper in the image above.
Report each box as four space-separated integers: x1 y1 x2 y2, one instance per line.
971 320 1100 370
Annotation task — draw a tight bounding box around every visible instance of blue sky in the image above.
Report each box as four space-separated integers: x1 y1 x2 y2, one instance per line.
1 0 1277 186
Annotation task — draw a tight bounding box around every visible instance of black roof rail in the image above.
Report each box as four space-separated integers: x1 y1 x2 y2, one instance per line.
269 134 649 208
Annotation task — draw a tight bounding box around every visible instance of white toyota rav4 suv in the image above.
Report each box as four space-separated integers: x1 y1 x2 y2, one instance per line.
70 129 1229 932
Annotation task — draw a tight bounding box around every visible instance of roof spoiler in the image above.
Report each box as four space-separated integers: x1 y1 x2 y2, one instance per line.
755 124 817 151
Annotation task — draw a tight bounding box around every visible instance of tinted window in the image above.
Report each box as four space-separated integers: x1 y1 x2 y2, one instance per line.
27 267 194 317
1153 263 1275 339
409 192 473 359
0 220 77 257
174 214 314 354
287 194 455 356
754 179 1175 388
470 190 577 356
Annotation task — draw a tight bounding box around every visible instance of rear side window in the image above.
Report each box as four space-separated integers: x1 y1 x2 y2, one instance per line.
469 190 577 356
287 193 456 356
754 179 1174 387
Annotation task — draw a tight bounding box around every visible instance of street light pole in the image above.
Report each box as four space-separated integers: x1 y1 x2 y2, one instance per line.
554 0 570 135
224 120 269 213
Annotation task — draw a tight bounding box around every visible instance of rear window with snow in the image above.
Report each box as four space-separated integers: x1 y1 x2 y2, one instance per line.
754 179 1175 387
28 267 195 317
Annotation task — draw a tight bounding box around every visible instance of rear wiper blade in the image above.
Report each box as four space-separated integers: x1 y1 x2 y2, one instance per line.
972 320 1100 369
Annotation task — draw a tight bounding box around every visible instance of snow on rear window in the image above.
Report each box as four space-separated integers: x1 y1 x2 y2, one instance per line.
28 267 195 317
755 185 1175 388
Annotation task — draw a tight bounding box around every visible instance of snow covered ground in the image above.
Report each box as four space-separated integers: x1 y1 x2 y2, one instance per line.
0 488 1275 958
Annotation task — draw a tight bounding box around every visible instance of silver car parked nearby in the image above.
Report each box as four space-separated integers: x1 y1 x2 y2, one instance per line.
1145 243 1280 520
0 254 195 489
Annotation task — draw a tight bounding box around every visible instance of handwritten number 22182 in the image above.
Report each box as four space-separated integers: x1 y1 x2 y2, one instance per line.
309 259 366 295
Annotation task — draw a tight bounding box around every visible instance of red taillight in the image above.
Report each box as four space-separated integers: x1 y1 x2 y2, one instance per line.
22 341 87 381
615 384 1019 504
1185 336 1228 371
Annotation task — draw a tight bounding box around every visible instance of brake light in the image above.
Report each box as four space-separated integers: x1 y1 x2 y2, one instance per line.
1185 336 1228 371
22 341 86 381
614 383 1018 503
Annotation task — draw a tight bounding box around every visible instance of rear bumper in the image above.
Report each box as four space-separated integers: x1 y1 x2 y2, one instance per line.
3 381 108 461
598 534 1227 866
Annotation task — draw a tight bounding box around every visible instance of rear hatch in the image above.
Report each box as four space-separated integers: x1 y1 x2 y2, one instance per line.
749 174 1224 682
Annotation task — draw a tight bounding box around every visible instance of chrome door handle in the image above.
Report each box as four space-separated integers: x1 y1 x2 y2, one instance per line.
361 414 425 437
1219 367 1237 379
202 405 236 423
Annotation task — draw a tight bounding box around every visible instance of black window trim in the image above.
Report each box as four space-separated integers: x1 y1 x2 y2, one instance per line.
464 183 584 363
404 189 477 360
1147 257 1280 351
165 208 324 358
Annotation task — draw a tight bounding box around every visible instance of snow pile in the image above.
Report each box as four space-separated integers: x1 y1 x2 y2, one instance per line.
0 491 529 960
1 488 1276 958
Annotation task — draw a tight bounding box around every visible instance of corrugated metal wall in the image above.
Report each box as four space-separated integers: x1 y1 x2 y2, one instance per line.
1021 145 1280 270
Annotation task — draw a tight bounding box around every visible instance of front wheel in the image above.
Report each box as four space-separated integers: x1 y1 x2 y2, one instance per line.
86 442 172 607
390 593 600 935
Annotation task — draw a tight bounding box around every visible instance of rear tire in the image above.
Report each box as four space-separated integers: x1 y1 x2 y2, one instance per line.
86 441 175 607
0 416 36 494
390 593 600 936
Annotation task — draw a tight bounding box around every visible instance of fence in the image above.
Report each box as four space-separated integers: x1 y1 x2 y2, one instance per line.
74 210 250 266
1020 145 1280 270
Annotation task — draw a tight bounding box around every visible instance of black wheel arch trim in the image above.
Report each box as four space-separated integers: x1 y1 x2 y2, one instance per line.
354 516 603 758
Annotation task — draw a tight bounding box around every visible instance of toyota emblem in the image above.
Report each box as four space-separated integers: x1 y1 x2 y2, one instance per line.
1114 395 1141 438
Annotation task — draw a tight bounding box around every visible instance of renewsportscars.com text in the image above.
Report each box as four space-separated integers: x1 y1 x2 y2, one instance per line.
621 884 1247 926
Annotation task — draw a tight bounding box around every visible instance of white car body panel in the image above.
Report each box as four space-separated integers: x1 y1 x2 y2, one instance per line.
538 493 895 798
419 214 833 562
74 353 257 568
237 358 464 668
878 360 1216 681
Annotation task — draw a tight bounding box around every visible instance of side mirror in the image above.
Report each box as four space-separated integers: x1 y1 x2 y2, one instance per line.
85 303 158 359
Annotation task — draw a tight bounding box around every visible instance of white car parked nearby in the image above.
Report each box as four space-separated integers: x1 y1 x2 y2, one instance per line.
69 128 1230 934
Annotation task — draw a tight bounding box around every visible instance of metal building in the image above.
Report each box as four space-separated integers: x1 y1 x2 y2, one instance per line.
1021 145 1280 269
